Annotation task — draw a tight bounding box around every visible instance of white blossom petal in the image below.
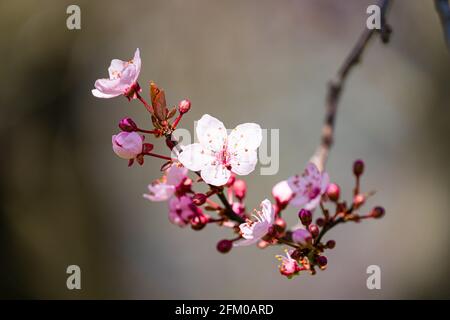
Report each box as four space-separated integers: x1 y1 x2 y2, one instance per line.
178 143 211 172
260 199 274 223
201 163 231 186
196 114 227 152
229 149 258 175
228 123 262 153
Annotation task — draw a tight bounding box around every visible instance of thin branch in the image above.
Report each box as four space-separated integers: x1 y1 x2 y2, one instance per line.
311 0 392 172
435 0 450 51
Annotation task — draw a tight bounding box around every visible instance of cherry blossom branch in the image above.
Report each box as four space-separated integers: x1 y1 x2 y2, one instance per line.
93 35 390 278
435 0 450 51
311 0 392 172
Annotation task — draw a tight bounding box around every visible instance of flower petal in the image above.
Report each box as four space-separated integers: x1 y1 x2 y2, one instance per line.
93 78 124 97
229 149 257 175
196 114 227 152
260 199 274 223
233 237 259 247
200 163 231 186
92 88 121 98
178 143 211 172
143 184 175 202
289 194 309 207
228 123 262 153
108 59 126 79
320 172 330 193
304 195 321 210
166 165 188 186
131 48 141 83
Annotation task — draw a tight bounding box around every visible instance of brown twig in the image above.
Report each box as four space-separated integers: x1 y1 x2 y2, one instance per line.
435 0 450 51
311 0 392 172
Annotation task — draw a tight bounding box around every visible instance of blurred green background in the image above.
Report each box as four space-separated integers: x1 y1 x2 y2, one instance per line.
0 0 449 299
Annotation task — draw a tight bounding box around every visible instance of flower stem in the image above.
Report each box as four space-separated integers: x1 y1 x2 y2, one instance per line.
135 91 154 114
315 217 344 244
171 114 183 130
216 191 244 223
144 152 173 161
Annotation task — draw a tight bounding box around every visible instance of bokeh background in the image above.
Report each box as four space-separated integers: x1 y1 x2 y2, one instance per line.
1 0 449 299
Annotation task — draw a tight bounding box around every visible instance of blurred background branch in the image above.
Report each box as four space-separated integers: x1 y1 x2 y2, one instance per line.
313 0 392 171
435 0 450 51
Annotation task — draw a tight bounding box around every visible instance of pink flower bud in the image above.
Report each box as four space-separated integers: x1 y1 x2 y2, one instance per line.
353 193 365 209
326 240 336 249
316 255 328 269
192 193 207 206
298 209 312 226
292 229 312 246
190 213 209 231
178 99 191 114
217 239 233 253
370 206 385 219
326 183 340 202
274 217 287 233
353 159 365 176
119 117 137 132
316 217 325 227
272 180 293 207
112 132 143 159
308 224 319 237
233 179 247 200
226 174 236 187
232 202 245 216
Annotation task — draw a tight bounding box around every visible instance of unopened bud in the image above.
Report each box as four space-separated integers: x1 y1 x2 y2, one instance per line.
308 224 319 237
353 159 365 177
298 209 312 226
370 206 385 219
190 214 208 230
233 180 247 200
178 99 191 114
326 240 336 249
232 202 245 217
272 180 293 208
353 193 365 209
316 217 325 227
217 239 232 253
326 183 340 201
274 217 287 233
226 174 236 187
192 193 207 206
119 117 137 132
316 255 328 269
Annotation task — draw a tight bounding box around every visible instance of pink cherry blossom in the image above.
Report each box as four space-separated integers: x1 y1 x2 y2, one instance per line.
272 180 293 206
276 249 301 277
287 162 329 210
92 48 141 99
112 132 143 159
178 114 262 186
168 196 196 227
234 199 274 247
143 165 189 202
